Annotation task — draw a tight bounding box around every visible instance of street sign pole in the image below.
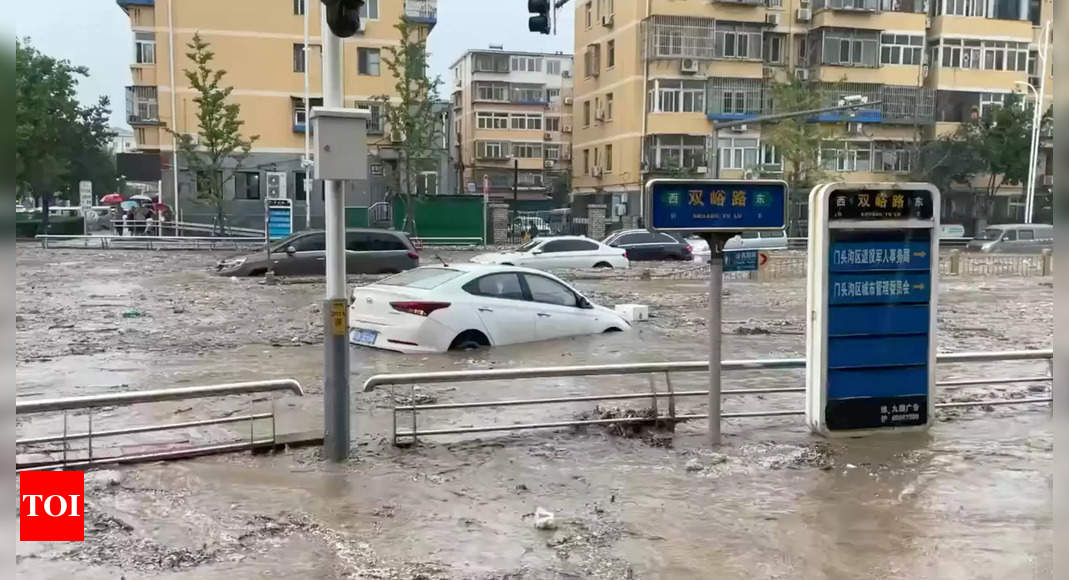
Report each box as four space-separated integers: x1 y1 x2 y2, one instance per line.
321 9 348 462
647 179 788 446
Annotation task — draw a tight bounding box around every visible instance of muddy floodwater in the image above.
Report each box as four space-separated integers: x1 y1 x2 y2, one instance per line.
15 244 1053 579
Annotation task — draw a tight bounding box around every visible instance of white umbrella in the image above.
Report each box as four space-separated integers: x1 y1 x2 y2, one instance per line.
129 194 153 202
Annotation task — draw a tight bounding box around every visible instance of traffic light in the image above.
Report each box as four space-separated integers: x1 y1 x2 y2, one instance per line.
528 0 551 35
322 0 364 38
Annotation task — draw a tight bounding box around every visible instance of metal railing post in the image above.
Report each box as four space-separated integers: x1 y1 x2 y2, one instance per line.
664 372 676 424
1041 248 1052 276
62 411 68 467
87 409 93 463
648 373 659 416
950 249 961 276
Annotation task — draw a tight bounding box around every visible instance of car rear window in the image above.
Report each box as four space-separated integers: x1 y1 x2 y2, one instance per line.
377 268 463 289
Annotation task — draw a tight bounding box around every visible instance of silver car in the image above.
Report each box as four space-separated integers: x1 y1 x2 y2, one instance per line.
216 228 420 276
966 224 1054 253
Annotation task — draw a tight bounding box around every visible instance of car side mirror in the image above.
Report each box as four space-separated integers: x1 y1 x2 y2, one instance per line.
577 296 593 309
531 249 543 254
285 245 297 256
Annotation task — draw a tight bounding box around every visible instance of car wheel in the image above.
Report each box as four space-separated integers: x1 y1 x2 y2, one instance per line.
603 327 623 333
248 268 266 277
593 262 613 269
500 262 514 266
449 330 490 351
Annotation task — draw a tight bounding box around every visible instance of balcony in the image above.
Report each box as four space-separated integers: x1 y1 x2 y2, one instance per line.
125 86 159 125
814 0 878 12
713 0 764 5
403 0 437 27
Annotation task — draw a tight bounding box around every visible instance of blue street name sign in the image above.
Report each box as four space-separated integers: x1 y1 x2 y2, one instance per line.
723 249 759 272
806 183 940 436
267 199 293 241
646 179 788 232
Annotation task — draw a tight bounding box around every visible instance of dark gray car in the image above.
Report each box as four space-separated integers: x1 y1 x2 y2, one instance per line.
216 228 419 276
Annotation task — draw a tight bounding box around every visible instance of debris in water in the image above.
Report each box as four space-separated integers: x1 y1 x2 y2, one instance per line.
121 309 141 318
685 458 704 472
532 507 556 530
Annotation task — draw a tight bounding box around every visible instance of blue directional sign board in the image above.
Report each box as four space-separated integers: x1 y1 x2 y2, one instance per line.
646 179 787 232
806 183 940 436
266 199 293 241
723 249 759 272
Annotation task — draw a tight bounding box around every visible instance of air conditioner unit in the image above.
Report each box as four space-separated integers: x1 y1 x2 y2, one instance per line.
601 14 614 27
795 68 810 81
847 122 864 134
591 166 603 177
265 171 288 200
613 203 627 217
563 96 574 105
545 159 556 168
762 66 776 79
766 13 781 26
796 8 811 22
358 19 367 33
544 132 553 141
562 124 573 133
1041 174 1054 186
680 58 699 74
696 166 708 174
562 70 572 78
730 124 748 133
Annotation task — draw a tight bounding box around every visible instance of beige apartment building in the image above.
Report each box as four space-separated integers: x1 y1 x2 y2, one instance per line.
449 48 574 203
116 0 443 227
571 0 1053 233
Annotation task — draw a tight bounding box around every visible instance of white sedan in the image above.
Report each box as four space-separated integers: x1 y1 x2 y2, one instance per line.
348 264 631 353
471 236 630 270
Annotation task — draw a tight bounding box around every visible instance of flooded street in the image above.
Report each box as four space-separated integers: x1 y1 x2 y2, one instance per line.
15 243 1053 578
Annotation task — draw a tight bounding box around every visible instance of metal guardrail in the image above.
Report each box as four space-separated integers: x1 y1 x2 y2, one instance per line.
36 233 267 250
15 379 304 471
363 350 1053 445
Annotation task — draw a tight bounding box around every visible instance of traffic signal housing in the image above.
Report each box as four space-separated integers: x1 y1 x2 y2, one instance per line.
322 0 364 38
528 0 551 35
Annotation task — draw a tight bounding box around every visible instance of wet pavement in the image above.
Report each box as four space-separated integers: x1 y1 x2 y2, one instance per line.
15 243 1053 578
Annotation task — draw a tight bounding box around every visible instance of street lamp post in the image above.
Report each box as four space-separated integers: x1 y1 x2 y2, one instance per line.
1015 80 1041 225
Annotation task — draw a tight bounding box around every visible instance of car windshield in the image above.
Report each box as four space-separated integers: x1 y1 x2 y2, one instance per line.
975 228 1003 241
377 268 464 289
516 240 542 252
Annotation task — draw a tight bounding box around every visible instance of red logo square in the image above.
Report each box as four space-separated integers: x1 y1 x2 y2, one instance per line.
19 471 84 541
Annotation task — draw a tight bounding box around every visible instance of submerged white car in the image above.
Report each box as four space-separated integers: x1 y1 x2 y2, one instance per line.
348 264 631 353
471 236 630 270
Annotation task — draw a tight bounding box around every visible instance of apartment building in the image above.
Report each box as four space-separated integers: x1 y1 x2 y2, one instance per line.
450 48 574 203
116 0 444 229
571 0 1053 232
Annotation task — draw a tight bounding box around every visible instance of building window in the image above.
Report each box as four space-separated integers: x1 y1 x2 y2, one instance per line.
715 24 763 61
583 148 590 174
294 171 308 201
765 34 784 65
821 141 872 172
293 43 306 72
585 1 592 28
816 0 879 9
475 82 508 101
135 32 156 64
510 56 542 72
606 93 614 120
584 44 601 77
944 0 987 17
547 59 561 75
359 0 379 20
236 172 261 200
650 80 706 113
874 142 912 172
607 40 616 68
476 112 509 129
718 137 759 171
356 102 384 134
545 117 561 132
880 34 923 66
979 92 1006 117
358 48 380 75
510 113 542 130
821 29 879 67
514 143 543 158
511 85 545 103
546 88 561 101
655 28 684 57
760 144 783 172
545 144 561 159
293 0 305 15
476 141 509 159
937 38 1028 71
605 144 613 172
583 100 591 126
650 135 707 170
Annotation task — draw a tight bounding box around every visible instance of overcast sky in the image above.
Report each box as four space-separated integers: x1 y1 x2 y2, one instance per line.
14 1 576 130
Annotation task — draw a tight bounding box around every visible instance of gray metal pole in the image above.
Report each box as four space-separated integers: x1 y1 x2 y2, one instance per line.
705 234 726 445
321 10 350 462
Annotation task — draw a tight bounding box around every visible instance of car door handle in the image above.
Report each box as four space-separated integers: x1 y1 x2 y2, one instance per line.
478 307 493 313
316 257 326 261
537 313 551 318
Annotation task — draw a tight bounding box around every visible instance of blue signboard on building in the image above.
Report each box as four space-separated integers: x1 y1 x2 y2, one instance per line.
266 199 293 241
646 179 788 232
806 183 940 436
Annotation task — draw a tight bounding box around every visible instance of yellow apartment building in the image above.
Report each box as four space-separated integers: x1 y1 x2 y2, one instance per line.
449 48 575 202
570 0 1053 233
116 0 444 228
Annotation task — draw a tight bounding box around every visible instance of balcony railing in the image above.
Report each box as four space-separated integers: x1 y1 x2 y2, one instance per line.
712 0 764 5
125 85 159 125
814 0 879 11
403 0 437 25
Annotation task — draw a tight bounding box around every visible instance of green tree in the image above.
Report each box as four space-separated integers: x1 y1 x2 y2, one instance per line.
374 20 445 235
909 134 980 196
15 39 115 204
759 78 835 193
170 33 258 234
961 93 1032 202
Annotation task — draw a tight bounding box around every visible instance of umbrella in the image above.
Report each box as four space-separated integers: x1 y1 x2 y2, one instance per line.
120 200 139 211
129 194 154 204
100 193 124 204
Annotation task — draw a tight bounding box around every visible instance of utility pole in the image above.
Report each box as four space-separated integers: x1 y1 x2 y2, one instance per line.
303 0 313 230
513 158 519 201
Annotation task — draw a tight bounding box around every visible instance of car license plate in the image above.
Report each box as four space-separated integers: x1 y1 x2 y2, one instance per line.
350 328 378 345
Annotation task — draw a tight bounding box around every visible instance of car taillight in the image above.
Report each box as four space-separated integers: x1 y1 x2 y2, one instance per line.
685 245 693 252
407 252 419 260
390 301 451 316
623 250 630 259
